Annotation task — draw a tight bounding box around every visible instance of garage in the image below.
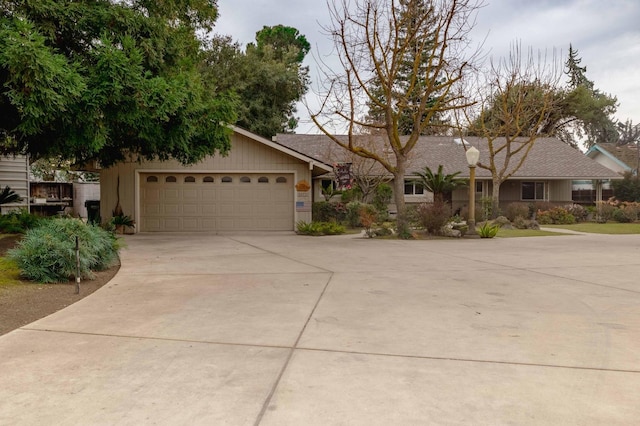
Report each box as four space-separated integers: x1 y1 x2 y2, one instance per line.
140 172 294 232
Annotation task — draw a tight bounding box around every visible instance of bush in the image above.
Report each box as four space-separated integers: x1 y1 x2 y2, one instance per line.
505 203 530 221
612 171 640 202
345 201 362 228
595 201 616 222
340 186 362 203
415 201 451 235
8 218 120 283
296 221 345 236
612 208 632 223
372 183 392 219
621 202 640 221
0 210 43 234
536 207 576 225
530 201 554 219
563 204 588 222
312 201 347 222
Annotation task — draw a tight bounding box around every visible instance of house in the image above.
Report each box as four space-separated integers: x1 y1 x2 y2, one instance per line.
0 155 30 214
99 128 622 233
99 127 332 233
274 134 622 213
586 143 638 175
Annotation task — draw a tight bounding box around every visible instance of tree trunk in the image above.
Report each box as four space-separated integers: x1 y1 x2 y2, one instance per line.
491 178 501 219
392 161 410 238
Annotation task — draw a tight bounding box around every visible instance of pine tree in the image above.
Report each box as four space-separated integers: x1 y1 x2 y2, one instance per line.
565 44 593 90
365 0 448 135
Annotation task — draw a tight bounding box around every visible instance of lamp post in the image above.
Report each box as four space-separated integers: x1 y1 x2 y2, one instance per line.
465 146 480 233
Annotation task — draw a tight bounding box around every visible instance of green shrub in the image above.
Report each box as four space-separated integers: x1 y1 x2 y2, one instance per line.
478 222 500 238
372 183 392 219
612 171 640 202
8 218 120 283
0 209 43 234
312 202 347 222
296 221 345 236
612 208 632 223
346 201 363 228
340 186 362 203
416 201 451 235
505 203 530 221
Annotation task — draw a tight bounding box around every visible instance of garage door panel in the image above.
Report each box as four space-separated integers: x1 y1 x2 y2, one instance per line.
141 173 293 232
164 189 180 200
182 218 198 230
163 204 181 215
183 189 198 200
163 217 181 231
183 204 199 215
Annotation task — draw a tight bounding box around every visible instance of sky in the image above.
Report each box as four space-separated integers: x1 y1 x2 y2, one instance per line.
214 0 640 134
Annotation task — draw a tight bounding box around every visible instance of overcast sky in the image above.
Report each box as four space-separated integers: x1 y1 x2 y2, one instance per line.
214 0 640 134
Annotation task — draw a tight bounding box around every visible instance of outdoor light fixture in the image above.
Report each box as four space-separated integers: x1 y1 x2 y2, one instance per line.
465 146 480 233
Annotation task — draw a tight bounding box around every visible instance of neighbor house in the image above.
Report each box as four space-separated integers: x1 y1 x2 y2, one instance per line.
275 134 622 214
99 127 332 233
586 143 638 175
0 155 30 213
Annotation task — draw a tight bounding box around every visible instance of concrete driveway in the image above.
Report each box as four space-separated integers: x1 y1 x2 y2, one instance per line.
1 231 639 425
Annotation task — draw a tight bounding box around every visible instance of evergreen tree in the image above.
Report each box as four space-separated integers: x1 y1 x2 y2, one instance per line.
365 0 449 135
565 44 593 90
555 45 619 147
203 26 311 138
0 0 237 167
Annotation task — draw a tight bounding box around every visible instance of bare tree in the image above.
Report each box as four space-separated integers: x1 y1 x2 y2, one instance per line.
311 0 481 236
461 45 562 217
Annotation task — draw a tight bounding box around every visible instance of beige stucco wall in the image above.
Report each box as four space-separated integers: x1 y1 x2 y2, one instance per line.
100 132 314 230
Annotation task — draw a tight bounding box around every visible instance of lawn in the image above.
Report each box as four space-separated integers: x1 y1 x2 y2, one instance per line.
495 228 566 238
543 222 640 234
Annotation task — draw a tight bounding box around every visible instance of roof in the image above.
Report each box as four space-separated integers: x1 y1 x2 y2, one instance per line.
274 134 622 180
586 143 638 173
232 126 333 175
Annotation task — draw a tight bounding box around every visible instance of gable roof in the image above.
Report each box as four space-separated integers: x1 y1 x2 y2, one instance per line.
232 126 333 175
586 143 637 173
274 134 622 180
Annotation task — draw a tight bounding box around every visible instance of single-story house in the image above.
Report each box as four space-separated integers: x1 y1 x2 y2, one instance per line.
274 134 623 213
99 126 332 233
99 128 623 232
0 155 30 214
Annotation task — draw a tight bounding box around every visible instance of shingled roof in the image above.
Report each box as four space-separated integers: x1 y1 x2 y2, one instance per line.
274 134 621 180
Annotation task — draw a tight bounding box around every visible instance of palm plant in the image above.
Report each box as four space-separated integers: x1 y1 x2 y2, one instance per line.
412 165 467 203
0 186 22 204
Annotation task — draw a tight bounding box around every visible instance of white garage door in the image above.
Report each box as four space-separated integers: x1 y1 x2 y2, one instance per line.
140 173 294 232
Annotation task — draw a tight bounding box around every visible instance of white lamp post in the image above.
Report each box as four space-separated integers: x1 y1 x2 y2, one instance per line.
465 146 480 233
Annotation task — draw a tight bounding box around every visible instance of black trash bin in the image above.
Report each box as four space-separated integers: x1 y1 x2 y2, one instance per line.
85 200 100 224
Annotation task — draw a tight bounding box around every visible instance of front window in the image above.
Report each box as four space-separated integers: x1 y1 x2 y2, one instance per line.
404 181 424 195
522 181 545 200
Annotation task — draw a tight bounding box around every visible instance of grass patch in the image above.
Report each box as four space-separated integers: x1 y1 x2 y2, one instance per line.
544 223 640 234
496 228 567 238
0 257 23 286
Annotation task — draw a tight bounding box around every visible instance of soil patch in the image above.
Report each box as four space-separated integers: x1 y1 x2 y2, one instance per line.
0 235 120 336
